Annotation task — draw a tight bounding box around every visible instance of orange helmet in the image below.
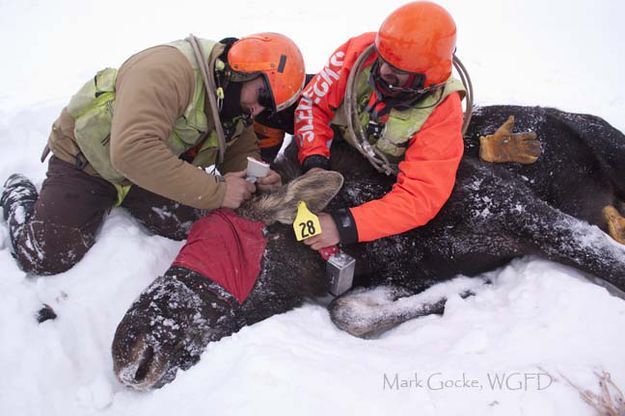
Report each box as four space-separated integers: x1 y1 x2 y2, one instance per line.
375 1 456 87
228 33 305 112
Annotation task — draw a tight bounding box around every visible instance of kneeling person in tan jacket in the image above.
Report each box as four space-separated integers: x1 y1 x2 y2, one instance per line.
0 33 305 275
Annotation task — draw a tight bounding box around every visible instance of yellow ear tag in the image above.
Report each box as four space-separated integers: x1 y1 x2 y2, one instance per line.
293 201 322 241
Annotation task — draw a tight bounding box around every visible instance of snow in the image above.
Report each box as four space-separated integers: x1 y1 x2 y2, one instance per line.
1 0 624 415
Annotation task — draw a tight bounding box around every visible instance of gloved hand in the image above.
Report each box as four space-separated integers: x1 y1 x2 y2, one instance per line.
479 115 541 164
603 205 625 245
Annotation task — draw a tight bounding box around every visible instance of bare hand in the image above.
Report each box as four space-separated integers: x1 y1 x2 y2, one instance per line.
221 170 256 209
302 213 340 250
256 169 282 192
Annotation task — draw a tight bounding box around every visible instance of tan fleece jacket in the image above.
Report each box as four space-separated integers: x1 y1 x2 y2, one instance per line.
47 44 260 210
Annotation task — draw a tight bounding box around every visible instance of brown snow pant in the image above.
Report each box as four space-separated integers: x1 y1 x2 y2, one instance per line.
10 156 207 275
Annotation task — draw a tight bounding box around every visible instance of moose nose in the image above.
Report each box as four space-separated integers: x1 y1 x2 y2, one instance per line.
113 334 169 391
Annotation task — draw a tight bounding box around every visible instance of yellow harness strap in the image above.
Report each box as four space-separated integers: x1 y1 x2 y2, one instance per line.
113 183 132 207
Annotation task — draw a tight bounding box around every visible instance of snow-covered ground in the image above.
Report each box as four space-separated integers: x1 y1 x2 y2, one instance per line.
1 0 624 415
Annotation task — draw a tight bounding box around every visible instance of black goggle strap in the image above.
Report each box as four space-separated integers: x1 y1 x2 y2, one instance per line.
389 80 445 96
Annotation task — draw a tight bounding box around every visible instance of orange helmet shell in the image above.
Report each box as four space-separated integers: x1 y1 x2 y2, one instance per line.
228 33 305 112
375 1 456 87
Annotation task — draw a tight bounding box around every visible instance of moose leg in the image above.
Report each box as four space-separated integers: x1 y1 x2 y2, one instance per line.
329 278 491 338
513 200 625 293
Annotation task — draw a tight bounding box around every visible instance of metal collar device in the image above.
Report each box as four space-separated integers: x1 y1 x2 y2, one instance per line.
319 246 355 296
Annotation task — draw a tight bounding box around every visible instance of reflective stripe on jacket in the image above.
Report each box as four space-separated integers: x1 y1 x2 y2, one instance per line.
66 39 218 184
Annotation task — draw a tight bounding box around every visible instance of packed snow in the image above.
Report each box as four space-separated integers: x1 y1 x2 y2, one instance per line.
1 0 624 415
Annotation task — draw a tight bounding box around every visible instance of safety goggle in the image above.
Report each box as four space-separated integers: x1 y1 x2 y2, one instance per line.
379 58 412 77
375 57 443 95
257 77 276 114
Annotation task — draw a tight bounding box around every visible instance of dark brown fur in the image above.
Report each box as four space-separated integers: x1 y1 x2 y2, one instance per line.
112 105 625 389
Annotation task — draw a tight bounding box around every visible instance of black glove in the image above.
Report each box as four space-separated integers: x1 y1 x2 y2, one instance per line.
330 208 358 245
302 155 331 173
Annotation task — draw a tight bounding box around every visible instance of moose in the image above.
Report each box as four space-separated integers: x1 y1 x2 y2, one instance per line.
112 105 625 390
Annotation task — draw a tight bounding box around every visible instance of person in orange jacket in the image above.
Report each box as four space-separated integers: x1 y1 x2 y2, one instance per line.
295 1 466 249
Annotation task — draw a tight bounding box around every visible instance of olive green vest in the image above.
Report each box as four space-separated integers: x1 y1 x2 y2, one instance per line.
66 39 224 184
332 66 466 165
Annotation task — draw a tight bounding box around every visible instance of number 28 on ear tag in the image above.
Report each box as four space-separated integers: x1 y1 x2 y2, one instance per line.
293 201 322 241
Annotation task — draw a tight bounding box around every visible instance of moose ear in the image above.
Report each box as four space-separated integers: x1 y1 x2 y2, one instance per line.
285 169 344 214
238 170 344 225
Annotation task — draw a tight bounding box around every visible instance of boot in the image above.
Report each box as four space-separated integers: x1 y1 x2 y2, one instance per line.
1 173 38 242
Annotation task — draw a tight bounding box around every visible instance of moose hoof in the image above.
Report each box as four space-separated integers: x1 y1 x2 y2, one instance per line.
328 286 414 338
603 205 625 245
